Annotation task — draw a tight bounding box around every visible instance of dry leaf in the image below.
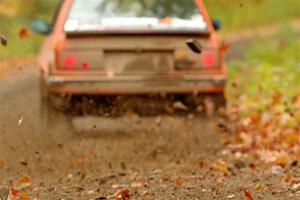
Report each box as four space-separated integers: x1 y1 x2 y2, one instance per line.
213 160 229 174
20 192 30 200
72 156 85 165
255 183 262 191
10 188 20 197
19 27 28 40
274 154 289 167
175 177 184 186
18 175 31 185
114 188 130 200
243 191 254 200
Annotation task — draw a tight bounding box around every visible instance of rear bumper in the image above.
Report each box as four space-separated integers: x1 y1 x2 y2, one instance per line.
44 74 226 95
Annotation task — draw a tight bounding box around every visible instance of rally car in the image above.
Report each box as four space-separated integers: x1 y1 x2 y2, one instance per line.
31 0 226 124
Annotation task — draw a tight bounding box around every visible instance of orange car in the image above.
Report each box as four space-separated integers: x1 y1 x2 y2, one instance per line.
31 0 226 121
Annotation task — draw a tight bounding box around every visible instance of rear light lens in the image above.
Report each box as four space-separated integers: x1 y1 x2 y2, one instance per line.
81 61 89 69
55 50 103 70
64 55 76 69
202 51 215 68
175 48 219 70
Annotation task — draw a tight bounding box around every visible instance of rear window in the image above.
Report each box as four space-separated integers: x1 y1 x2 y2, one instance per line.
64 0 208 33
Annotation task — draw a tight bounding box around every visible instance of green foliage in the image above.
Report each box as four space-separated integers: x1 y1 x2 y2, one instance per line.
204 0 300 31
1 0 300 58
227 25 300 116
0 0 59 59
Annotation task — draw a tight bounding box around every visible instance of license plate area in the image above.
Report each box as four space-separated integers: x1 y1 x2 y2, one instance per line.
104 50 174 74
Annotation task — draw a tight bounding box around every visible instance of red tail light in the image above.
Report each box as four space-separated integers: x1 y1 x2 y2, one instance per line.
175 48 219 70
55 49 103 70
64 55 77 69
202 51 215 68
81 61 89 69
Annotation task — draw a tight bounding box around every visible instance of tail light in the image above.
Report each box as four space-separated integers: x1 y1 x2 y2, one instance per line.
64 55 77 69
202 51 215 68
55 49 103 70
175 47 219 70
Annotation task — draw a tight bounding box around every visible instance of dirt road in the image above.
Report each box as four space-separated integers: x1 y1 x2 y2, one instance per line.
0 45 299 199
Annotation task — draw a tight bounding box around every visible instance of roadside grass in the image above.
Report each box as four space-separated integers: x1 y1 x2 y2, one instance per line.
205 0 300 31
225 25 300 164
1 0 300 59
227 24 300 118
0 0 59 59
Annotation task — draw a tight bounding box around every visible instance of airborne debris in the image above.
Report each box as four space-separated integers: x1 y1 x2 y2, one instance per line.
18 27 28 40
204 97 215 117
0 35 7 46
18 117 24 126
173 101 188 111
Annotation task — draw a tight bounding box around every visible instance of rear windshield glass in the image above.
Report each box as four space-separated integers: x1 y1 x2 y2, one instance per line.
64 0 208 33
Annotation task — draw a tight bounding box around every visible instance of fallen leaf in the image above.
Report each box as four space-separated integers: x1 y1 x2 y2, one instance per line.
20 192 30 200
213 160 229 174
114 188 130 200
10 188 20 197
255 183 262 191
197 160 205 169
274 154 289 167
244 191 254 200
72 156 85 165
175 177 184 186
18 175 31 185
19 27 28 40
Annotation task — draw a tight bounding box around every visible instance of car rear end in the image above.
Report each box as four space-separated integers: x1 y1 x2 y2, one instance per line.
40 0 227 116
48 34 225 95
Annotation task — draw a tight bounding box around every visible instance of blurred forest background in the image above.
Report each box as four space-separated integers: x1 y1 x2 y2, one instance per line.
1 0 300 58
